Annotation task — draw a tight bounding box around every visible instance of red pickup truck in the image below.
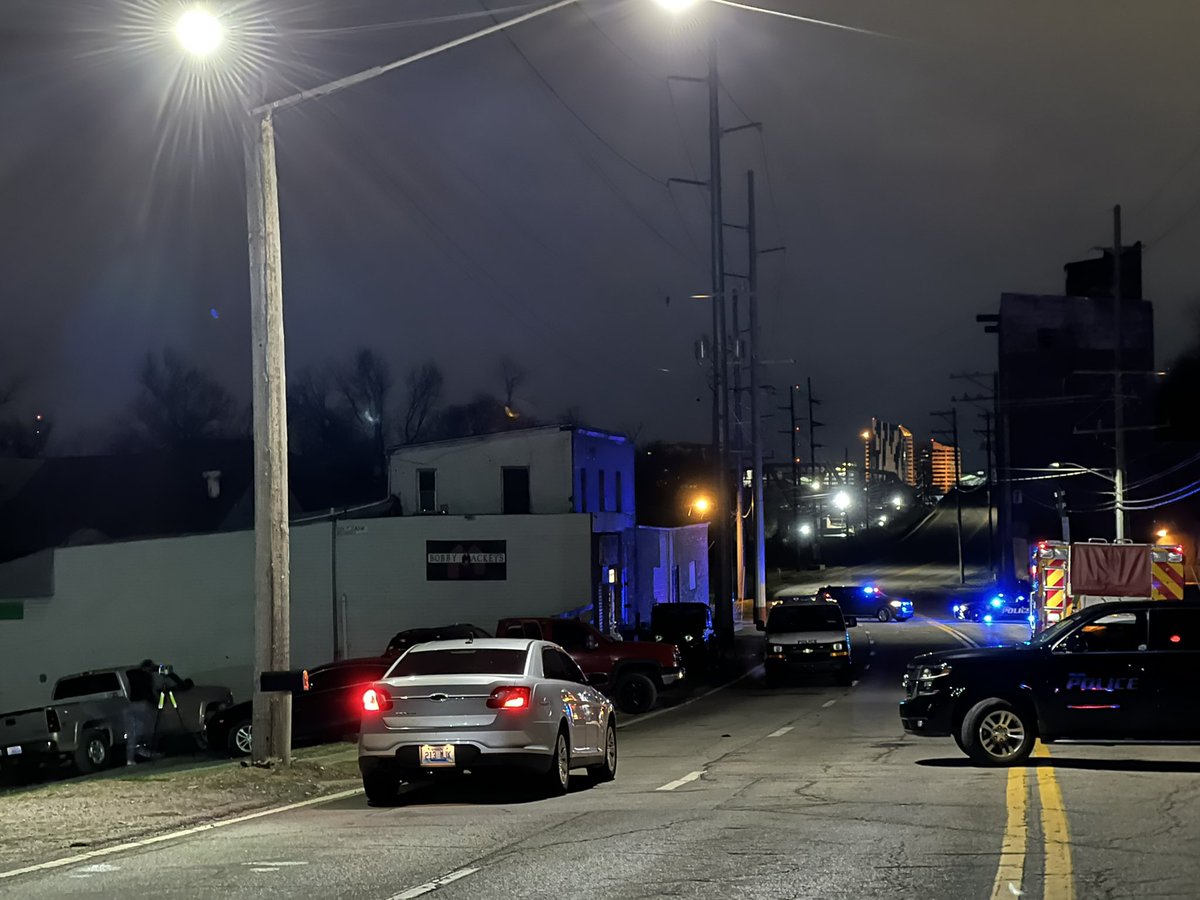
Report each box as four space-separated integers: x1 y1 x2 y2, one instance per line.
496 617 684 714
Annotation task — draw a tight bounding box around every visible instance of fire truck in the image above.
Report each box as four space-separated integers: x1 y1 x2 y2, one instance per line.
1029 539 1185 633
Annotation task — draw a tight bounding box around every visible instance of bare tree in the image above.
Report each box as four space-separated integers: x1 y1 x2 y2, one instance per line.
498 357 526 411
400 361 443 444
337 348 391 468
118 350 238 449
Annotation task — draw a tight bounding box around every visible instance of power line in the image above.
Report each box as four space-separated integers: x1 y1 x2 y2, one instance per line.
484 5 697 260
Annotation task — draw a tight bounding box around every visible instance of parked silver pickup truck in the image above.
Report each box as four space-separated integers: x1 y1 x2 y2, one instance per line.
0 663 233 774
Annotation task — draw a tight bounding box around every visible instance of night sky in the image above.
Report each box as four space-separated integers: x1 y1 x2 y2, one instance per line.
4 0 1200 465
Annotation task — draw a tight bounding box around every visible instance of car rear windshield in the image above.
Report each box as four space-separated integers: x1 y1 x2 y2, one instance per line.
387 648 528 677
767 605 844 632
53 672 122 700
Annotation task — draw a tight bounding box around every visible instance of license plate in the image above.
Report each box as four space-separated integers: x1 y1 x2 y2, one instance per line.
5 746 21 757
419 744 455 767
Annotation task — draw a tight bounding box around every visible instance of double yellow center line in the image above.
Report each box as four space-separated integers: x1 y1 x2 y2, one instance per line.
990 744 1074 900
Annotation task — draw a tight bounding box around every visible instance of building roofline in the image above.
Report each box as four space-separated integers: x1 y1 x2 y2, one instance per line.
387 424 627 454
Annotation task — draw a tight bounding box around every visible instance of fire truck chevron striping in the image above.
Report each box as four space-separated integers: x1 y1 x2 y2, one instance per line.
1031 540 1186 632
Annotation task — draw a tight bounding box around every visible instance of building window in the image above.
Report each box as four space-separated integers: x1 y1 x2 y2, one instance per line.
599 470 607 512
502 467 531 515
579 468 588 513
689 561 697 591
615 470 623 513
417 469 436 513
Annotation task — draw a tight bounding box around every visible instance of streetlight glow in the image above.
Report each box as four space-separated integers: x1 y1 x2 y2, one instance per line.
691 496 712 516
175 7 223 58
833 492 851 511
654 0 702 12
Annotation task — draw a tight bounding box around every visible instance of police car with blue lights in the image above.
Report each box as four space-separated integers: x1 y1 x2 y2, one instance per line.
951 586 1032 626
900 599 1200 765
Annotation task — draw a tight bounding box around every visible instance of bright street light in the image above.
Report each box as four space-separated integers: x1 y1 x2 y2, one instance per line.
798 523 813 537
1156 528 1170 540
175 7 223 58
860 430 871 441
832 491 851 511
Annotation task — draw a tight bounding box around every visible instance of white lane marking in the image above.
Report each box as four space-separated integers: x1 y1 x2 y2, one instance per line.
864 665 871 672
0 788 363 882
851 679 860 686
388 866 481 900
68 863 121 879
767 726 793 738
870 650 876 657
245 862 308 867
619 666 762 730
656 770 704 791
822 700 836 709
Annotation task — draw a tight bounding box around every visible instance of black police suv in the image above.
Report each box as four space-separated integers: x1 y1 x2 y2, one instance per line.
952 587 1032 626
901 600 1200 765
819 585 913 622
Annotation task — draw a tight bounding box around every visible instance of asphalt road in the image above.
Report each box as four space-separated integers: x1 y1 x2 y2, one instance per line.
7 613 1200 899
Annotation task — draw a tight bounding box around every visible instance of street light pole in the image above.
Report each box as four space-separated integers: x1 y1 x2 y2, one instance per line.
707 30 733 645
244 110 292 765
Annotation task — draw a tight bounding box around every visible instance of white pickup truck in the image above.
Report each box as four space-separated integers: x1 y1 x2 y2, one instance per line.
0 664 233 775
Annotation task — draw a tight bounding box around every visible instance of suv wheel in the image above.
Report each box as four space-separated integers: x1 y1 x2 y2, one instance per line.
74 730 111 774
876 607 893 623
614 672 658 714
960 698 1035 766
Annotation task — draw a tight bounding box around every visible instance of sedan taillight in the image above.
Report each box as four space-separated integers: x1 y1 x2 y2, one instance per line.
361 687 393 713
486 686 531 710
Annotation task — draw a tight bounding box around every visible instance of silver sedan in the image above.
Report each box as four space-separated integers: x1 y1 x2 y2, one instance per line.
357 638 617 805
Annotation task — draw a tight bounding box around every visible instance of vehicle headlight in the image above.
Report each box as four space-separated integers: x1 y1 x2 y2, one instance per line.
654 634 663 642
831 642 844 651
684 634 694 642
917 663 952 683
889 600 902 608
951 604 961 613
772 645 783 653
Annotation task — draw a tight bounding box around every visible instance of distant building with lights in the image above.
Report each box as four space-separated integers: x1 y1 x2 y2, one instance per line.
864 419 915 486
929 440 962 495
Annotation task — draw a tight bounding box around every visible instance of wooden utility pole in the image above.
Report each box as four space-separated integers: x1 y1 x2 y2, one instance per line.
1112 204 1127 541
244 111 292 765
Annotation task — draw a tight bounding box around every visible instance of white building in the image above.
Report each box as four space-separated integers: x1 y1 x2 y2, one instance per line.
389 426 638 633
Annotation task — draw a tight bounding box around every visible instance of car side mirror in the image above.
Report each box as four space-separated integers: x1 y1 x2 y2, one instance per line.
585 635 598 651
845 617 858 628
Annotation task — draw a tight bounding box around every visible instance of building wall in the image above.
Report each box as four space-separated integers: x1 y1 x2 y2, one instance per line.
389 428 574 516
0 514 592 712
631 524 709 626
571 429 636 533
387 427 637 536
